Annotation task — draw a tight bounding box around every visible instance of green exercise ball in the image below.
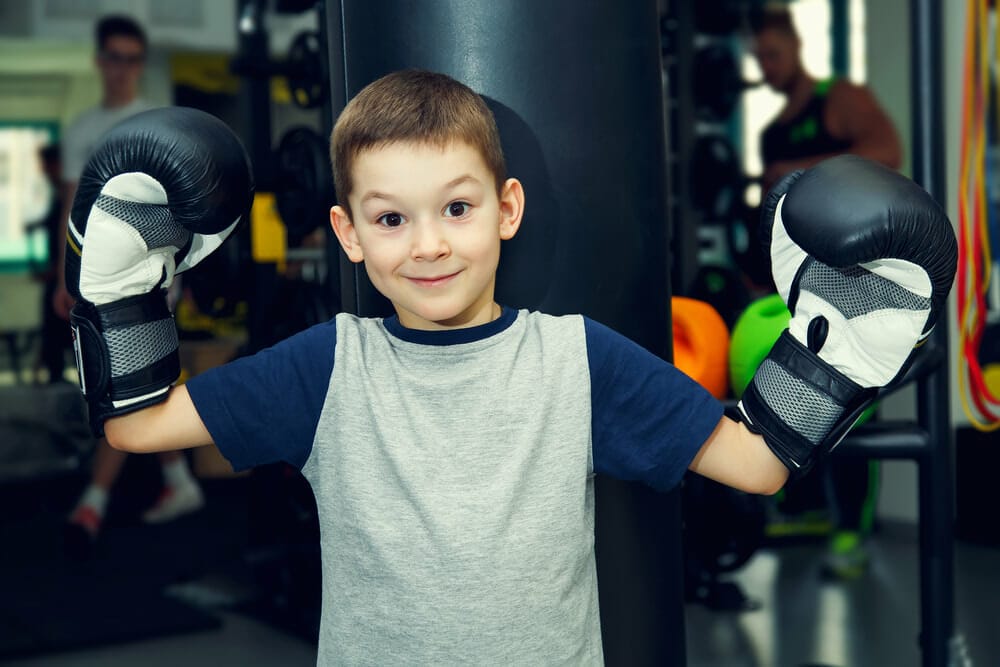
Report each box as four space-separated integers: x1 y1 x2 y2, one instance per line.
729 293 790 399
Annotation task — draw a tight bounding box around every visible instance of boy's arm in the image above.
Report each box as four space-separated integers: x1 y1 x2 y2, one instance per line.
105 385 213 453
688 416 788 496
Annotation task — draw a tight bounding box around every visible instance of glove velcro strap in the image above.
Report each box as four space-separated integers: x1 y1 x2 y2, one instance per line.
70 292 179 434
737 330 876 477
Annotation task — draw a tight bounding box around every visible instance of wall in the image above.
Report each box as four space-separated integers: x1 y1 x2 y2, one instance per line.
0 0 319 111
0 1 319 138
0 0 316 55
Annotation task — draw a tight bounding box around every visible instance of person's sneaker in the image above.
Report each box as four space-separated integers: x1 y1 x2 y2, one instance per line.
821 530 869 581
142 483 205 524
64 505 101 560
765 507 834 540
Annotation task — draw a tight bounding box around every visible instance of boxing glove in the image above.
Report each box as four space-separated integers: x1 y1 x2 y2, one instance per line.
735 155 957 476
65 107 254 435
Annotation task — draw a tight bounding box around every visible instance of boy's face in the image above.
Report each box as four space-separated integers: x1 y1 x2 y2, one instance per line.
330 141 524 331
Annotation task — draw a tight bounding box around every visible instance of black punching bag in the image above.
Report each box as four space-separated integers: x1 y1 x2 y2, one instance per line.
325 2 682 664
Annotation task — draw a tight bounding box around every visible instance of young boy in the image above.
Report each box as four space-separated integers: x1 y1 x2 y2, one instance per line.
69 71 953 664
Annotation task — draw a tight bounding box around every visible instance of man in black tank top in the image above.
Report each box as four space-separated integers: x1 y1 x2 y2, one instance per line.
751 8 901 192
737 9 901 290
740 7 901 581
760 77 853 175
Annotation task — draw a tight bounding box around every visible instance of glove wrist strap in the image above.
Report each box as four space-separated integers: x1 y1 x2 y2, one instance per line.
736 330 876 478
70 291 179 436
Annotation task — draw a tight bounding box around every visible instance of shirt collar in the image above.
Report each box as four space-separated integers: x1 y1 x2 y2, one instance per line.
383 306 517 346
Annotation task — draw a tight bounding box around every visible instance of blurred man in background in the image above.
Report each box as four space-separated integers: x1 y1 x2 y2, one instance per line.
752 6 901 192
747 6 901 580
57 15 204 558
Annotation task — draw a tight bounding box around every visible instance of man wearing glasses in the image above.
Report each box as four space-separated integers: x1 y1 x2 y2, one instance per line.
55 15 155 321
56 16 205 557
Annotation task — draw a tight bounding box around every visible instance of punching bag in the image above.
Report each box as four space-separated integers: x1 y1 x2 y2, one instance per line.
325 2 681 663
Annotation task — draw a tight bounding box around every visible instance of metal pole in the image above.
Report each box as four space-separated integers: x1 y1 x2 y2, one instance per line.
830 0 849 77
909 0 955 665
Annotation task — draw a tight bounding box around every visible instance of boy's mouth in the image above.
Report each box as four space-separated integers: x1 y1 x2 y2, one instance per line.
406 271 461 287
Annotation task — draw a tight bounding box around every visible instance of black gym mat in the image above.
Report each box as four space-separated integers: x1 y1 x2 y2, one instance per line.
0 579 221 658
0 474 251 659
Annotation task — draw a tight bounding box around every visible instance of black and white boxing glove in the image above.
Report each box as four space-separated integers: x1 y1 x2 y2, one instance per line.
65 107 254 435
735 155 957 476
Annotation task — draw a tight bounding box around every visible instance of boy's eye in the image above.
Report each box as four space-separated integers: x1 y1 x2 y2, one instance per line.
444 202 470 218
377 212 404 228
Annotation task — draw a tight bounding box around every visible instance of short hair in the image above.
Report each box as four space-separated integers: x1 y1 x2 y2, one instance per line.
96 15 148 53
748 6 799 39
331 69 506 217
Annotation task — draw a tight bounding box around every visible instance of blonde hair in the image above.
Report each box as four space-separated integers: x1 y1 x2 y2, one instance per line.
331 69 506 218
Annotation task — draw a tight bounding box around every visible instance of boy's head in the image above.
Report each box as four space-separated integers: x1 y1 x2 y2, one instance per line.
328 70 524 332
331 69 506 219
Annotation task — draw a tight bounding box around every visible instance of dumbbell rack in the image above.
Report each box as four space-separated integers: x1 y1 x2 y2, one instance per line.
901 1 958 665
834 343 956 667
765 1 957 660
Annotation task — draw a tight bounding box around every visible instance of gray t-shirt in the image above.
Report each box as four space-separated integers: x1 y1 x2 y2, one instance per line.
61 98 157 181
187 308 722 665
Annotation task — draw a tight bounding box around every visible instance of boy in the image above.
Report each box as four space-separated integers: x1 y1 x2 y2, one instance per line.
67 71 954 664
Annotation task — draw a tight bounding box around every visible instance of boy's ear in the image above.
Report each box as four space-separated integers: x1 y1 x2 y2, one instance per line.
498 178 525 241
330 205 364 263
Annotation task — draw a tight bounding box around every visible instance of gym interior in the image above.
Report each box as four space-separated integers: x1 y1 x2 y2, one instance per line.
0 1 997 665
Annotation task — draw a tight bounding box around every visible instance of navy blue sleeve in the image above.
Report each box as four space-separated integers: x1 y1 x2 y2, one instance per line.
584 317 724 492
185 318 337 472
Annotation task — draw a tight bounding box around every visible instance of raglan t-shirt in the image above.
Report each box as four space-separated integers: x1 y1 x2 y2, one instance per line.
186 307 722 665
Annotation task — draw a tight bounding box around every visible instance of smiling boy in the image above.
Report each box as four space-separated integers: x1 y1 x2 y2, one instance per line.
332 140 519 330
68 70 954 664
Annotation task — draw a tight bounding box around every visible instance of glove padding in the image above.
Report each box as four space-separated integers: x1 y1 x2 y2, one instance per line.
736 155 957 476
66 107 254 435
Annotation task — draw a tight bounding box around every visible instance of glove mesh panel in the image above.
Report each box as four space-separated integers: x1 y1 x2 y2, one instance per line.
752 358 841 444
105 318 178 377
801 262 931 319
96 195 190 250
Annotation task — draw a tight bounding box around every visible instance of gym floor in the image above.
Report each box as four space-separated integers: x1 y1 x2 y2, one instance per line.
1 375 998 667
2 473 997 665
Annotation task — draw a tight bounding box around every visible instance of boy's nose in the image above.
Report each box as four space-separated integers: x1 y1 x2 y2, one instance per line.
410 220 449 261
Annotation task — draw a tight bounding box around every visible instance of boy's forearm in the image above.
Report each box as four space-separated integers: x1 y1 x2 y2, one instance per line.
689 416 790 496
104 385 213 453
736 423 791 495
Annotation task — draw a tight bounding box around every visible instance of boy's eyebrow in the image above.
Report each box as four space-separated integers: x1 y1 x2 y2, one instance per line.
443 174 482 190
358 174 484 206
359 190 395 205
